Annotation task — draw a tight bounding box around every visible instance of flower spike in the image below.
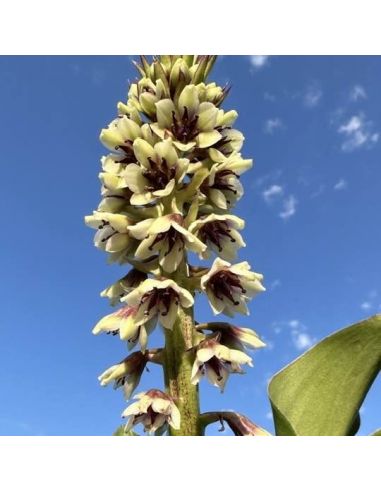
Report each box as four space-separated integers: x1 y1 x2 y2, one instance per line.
86 55 266 436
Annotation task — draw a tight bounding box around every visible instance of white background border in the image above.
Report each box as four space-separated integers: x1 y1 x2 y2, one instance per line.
0 0 380 54
0 437 379 490
0 1 379 489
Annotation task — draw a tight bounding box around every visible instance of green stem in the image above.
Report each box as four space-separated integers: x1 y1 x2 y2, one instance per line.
164 303 201 435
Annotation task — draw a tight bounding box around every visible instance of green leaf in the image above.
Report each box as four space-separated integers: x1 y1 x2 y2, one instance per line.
268 315 381 436
113 425 139 436
370 428 381 436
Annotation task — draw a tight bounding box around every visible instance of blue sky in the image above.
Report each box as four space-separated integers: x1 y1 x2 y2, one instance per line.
0 55 380 436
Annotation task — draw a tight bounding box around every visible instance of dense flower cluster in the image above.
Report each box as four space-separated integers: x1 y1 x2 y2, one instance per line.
86 56 266 435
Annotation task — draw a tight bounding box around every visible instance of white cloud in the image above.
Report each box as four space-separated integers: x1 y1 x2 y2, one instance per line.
272 319 316 350
264 117 284 134
264 91 276 102
288 319 316 351
338 114 379 152
334 178 347 191
260 182 297 221
288 319 300 329
262 184 283 203
253 169 283 189
292 332 315 351
360 301 372 311
311 184 326 198
350 85 367 102
279 195 297 220
304 84 323 108
360 290 379 312
270 279 281 290
250 55 269 69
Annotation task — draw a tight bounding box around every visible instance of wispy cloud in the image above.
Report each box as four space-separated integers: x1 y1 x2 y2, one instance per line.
264 91 276 102
338 114 379 152
288 319 301 329
311 184 326 198
288 320 316 351
253 169 283 190
270 279 281 290
279 195 297 220
303 83 323 108
361 301 372 311
264 117 284 134
262 184 283 203
349 84 367 102
249 55 269 70
334 178 347 191
292 332 315 350
360 290 379 312
260 180 297 222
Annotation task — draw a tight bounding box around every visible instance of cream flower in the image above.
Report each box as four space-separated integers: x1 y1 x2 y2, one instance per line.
116 99 142 125
217 128 245 154
100 269 148 306
191 336 253 391
97 158 133 213
84 211 133 253
151 84 222 151
188 213 245 261
92 305 156 352
122 389 180 434
200 150 252 210
122 278 194 330
198 322 266 352
97 186 132 213
128 214 206 273
196 82 230 106
99 154 130 193
98 351 147 400
201 258 265 317
100 115 142 155
128 77 169 119
121 138 188 205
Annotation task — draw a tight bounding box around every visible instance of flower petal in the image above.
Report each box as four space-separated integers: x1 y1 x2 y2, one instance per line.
196 130 222 149
155 99 176 129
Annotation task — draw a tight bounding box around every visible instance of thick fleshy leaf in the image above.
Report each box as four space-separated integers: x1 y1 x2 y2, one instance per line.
370 428 381 436
113 425 138 436
268 315 381 436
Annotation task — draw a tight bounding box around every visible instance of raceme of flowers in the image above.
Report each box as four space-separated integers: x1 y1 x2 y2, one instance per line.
85 55 266 435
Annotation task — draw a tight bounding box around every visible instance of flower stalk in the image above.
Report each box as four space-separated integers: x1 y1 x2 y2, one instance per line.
86 55 268 436
164 303 201 436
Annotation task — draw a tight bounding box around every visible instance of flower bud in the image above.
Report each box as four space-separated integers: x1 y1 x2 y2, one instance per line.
100 269 148 306
98 351 147 400
198 322 266 352
221 412 271 436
